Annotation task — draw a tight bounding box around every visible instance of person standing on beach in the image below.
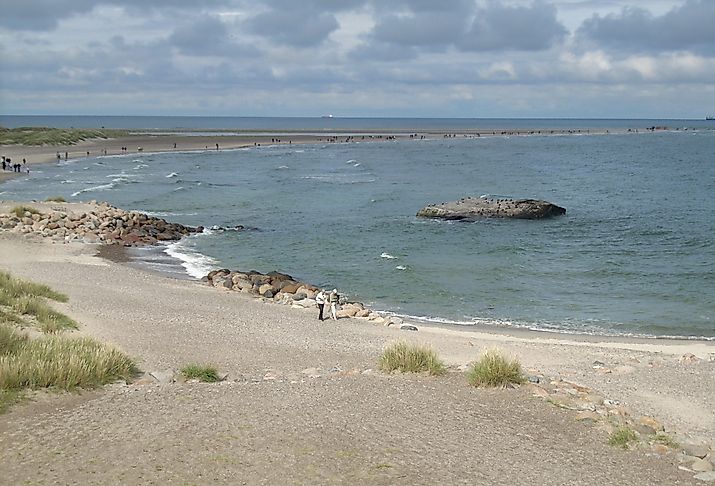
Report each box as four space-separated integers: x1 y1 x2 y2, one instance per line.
329 289 339 320
315 290 326 321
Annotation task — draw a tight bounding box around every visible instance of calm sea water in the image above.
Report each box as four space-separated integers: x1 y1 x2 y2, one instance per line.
2 114 714 131
1 120 713 339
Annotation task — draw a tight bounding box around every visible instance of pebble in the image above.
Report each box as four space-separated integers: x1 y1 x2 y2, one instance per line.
695 471 715 482
692 458 715 472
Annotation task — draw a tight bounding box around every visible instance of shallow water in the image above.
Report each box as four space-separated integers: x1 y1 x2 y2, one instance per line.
3 130 714 338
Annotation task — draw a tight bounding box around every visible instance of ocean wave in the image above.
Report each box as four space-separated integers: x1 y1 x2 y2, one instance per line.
346 159 356 164
380 252 396 259
164 237 218 279
71 182 115 197
395 265 408 270
166 172 178 178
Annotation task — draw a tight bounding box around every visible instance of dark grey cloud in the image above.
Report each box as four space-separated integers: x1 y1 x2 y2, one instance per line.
168 15 259 57
577 0 715 53
460 1 567 51
0 0 234 31
353 0 566 58
246 10 339 47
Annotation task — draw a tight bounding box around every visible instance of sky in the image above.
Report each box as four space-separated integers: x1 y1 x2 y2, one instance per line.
0 0 713 118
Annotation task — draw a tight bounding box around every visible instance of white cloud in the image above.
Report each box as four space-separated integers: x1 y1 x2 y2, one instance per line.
0 0 709 118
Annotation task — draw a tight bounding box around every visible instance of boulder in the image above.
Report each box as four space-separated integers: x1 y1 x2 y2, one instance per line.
417 197 566 220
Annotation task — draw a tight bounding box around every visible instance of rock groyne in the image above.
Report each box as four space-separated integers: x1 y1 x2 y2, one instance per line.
0 201 202 245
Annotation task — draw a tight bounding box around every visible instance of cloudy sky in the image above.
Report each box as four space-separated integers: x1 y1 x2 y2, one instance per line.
1 0 713 118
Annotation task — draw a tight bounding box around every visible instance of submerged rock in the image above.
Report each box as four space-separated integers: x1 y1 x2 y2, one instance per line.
417 196 566 220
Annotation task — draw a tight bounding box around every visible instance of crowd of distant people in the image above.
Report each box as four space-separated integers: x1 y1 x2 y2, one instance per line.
1 156 29 174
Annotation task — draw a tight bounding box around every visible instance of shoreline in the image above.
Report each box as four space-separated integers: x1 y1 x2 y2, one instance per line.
0 230 713 483
91 230 715 347
0 125 675 183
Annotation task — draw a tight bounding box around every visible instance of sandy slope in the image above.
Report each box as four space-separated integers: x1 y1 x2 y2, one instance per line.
0 234 712 485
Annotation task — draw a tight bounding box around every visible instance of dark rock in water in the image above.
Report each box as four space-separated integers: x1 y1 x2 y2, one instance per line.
417 197 565 220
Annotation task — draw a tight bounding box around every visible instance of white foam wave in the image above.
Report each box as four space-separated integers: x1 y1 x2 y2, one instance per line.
172 186 185 192
164 238 218 279
346 159 356 164
166 172 178 178
133 164 148 170
380 252 396 259
395 265 407 270
71 182 115 197
60 180 75 184
277 165 290 169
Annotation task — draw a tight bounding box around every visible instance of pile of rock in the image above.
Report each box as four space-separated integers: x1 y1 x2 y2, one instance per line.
0 202 201 246
417 196 566 220
524 374 715 480
203 268 407 326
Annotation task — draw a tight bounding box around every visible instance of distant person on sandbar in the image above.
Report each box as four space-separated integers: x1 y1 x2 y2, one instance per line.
315 289 327 321
329 289 339 320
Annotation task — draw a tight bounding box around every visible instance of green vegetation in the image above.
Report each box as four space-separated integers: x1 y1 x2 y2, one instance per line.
0 272 137 413
9 205 40 218
181 363 221 382
608 426 638 449
0 126 126 146
378 341 446 376
45 196 67 203
0 271 76 332
0 330 137 390
0 389 24 414
653 433 679 449
0 271 68 302
467 348 525 388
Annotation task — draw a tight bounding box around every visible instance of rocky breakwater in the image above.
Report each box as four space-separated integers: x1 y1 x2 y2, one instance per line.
0 201 202 246
204 268 410 327
417 196 566 220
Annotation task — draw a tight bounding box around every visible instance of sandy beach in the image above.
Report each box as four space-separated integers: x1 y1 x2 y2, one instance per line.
0 223 713 484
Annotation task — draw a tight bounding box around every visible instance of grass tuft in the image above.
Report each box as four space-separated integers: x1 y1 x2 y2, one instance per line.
378 341 446 376
653 433 679 449
45 196 67 203
0 271 68 302
608 426 638 449
9 205 40 218
12 296 77 332
0 333 137 391
0 323 28 356
181 363 220 382
467 348 525 388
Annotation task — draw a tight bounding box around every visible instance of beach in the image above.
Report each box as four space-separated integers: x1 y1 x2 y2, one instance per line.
0 225 713 484
0 129 714 484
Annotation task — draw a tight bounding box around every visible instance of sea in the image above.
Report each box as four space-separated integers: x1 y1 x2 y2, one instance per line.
1 116 714 339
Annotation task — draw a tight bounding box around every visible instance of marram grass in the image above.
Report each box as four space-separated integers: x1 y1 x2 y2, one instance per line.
608 426 638 449
0 271 68 303
467 348 525 388
378 341 446 376
181 363 220 382
0 334 137 391
0 323 28 356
